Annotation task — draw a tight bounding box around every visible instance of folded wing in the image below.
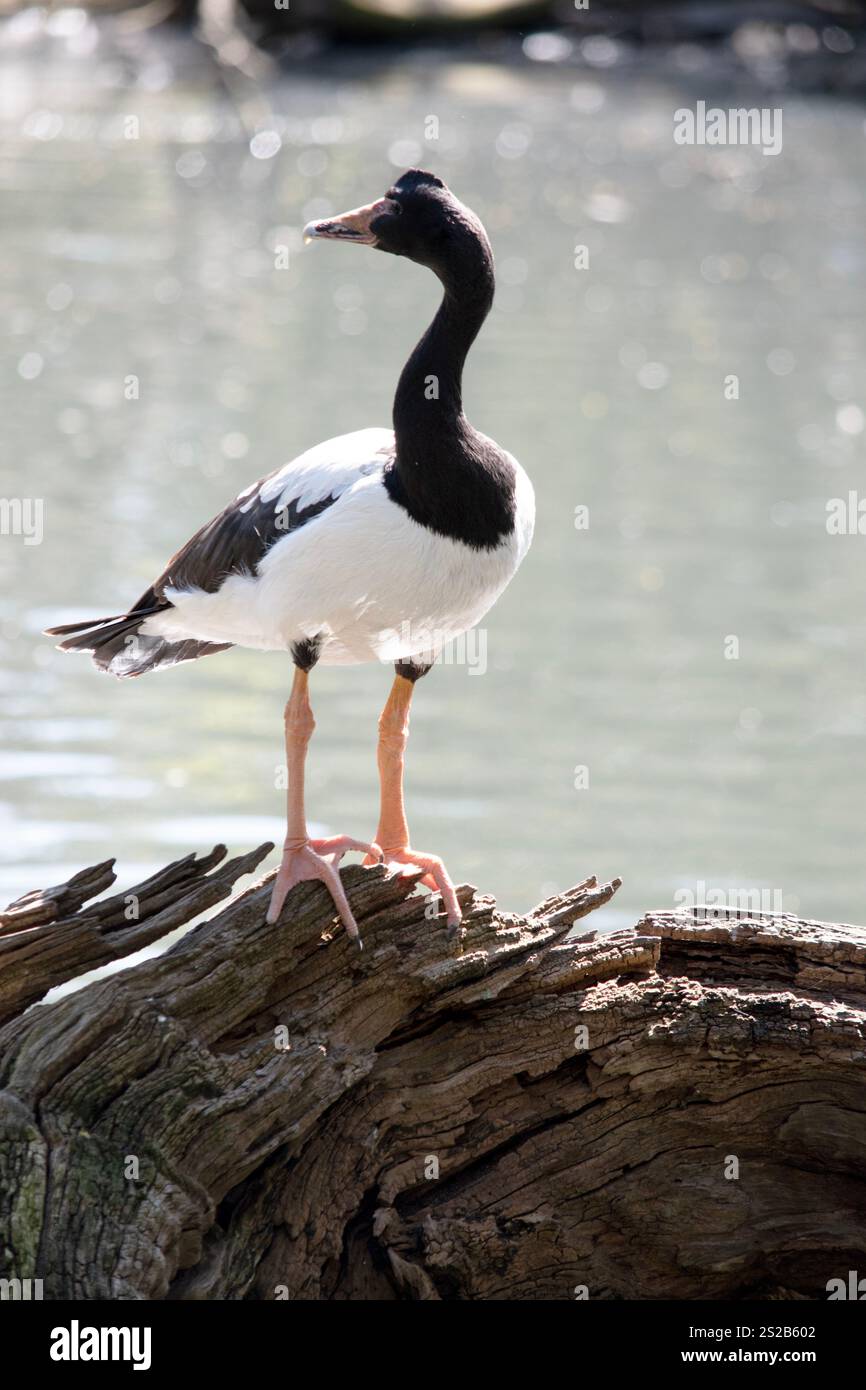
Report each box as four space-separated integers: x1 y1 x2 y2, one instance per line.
46 428 394 677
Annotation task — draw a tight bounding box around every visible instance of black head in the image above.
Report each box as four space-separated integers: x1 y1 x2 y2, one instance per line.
304 169 493 293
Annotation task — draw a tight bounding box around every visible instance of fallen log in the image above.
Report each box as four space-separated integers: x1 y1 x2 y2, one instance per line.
0 851 864 1301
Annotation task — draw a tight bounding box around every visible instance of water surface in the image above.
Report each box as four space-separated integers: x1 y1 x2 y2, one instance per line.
2 19 865 928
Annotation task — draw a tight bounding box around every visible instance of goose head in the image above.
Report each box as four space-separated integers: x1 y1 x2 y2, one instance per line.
303 169 493 292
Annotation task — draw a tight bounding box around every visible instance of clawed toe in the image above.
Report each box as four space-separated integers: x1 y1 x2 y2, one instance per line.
265 837 380 945
380 847 462 930
311 836 382 869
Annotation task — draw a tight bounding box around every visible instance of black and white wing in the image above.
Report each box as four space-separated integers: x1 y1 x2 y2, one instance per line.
47 428 394 676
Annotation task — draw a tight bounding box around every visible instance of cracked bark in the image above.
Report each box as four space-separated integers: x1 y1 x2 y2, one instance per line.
0 850 864 1301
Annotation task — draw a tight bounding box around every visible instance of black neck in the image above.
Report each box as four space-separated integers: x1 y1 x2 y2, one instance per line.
384 252 515 549
392 274 493 453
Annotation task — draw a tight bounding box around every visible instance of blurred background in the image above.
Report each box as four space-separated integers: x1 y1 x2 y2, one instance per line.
2 0 866 933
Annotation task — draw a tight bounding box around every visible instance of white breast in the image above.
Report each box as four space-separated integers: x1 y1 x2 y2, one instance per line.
142 429 534 666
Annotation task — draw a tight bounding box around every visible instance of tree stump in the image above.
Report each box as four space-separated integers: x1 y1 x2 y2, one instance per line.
0 848 864 1301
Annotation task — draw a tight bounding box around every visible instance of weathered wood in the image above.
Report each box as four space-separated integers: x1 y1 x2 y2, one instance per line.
0 852 864 1302
0 843 272 1027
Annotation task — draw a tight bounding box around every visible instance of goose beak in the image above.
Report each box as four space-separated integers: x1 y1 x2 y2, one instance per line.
303 198 389 247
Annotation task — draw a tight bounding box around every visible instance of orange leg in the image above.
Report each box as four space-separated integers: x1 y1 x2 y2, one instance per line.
365 674 462 930
266 668 380 945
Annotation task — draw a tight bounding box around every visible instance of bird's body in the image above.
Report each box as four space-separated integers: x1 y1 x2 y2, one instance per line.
108 425 532 672
48 169 534 943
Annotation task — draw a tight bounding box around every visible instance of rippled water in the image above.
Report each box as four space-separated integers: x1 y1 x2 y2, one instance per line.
2 16 865 929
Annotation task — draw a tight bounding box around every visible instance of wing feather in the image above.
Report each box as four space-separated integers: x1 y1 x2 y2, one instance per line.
157 427 393 599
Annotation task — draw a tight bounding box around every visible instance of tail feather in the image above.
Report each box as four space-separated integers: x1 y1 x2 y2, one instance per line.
45 607 163 637
45 606 232 678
